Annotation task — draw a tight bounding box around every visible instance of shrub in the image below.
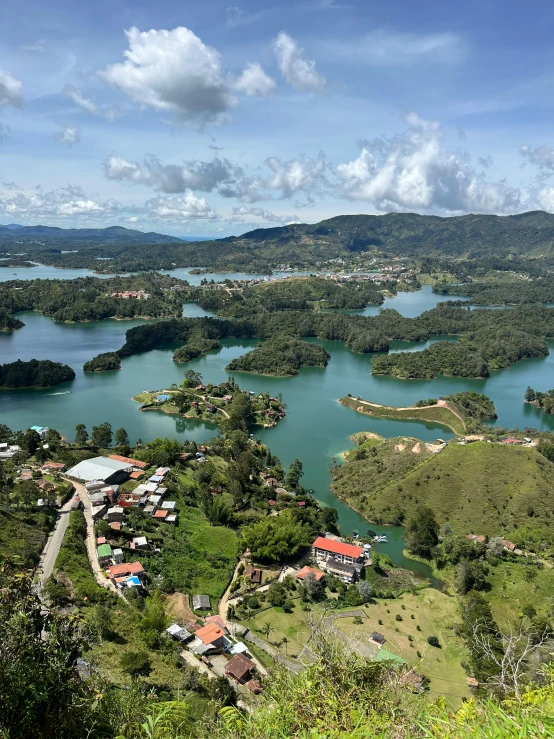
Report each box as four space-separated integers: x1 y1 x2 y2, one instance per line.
395 614 403 622
427 635 441 648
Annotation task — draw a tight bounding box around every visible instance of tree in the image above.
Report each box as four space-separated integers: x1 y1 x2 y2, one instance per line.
344 585 363 607
135 437 181 467
115 427 130 449
91 421 113 448
241 512 311 563
456 560 490 595
260 622 274 641
405 507 439 558
22 428 41 455
183 369 203 387
356 580 373 603
267 582 287 607
119 650 151 678
487 537 506 557
320 506 339 533
285 459 303 489
525 386 536 402
74 424 88 445
427 635 441 648
303 572 325 602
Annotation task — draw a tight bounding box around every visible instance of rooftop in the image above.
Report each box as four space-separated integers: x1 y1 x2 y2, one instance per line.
108 454 147 469
108 561 144 577
195 622 226 645
296 565 325 581
313 536 364 559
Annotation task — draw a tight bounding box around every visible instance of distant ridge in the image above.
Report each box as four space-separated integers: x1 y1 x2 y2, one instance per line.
0 224 183 244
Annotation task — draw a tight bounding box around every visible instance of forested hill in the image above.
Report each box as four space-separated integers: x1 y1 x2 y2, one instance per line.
227 210 554 258
0 224 183 244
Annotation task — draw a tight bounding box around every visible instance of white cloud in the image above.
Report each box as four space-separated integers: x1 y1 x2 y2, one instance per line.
520 145 554 177
145 191 217 220
0 70 23 108
234 62 275 97
232 206 300 224
104 153 243 195
273 32 326 92
336 113 524 214
53 123 80 147
99 26 237 126
263 153 327 200
63 84 121 121
0 185 121 220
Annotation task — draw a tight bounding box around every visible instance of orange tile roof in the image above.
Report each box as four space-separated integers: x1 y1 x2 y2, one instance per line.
153 509 168 519
205 615 228 632
109 521 121 531
130 471 144 479
195 622 225 645
108 561 144 577
296 565 325 581
108 454 147 469
312 536 364 559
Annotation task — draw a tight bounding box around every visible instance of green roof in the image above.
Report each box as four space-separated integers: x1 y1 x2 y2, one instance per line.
373 648 405 664
97 544 112 558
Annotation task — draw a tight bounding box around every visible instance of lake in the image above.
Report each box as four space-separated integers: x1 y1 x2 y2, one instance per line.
3 280 554 582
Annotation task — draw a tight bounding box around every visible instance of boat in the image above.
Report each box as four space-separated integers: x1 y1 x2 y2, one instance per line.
376 535 388 543
367 529 377 538
352 530 359 539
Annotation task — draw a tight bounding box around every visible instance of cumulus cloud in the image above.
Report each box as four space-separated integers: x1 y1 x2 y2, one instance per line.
145 191 217 220
63 84 121 121
104 153 243 195
234 62 275 97
0 70 23 108
99 26 238 126
0 185 121 220
232 206 300 224
520 145 554 178
273 32 326 92
53 123 80 147
336 113 524 214
263 152 327 200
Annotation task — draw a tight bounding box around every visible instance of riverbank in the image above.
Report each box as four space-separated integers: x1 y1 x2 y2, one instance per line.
339 396 466 435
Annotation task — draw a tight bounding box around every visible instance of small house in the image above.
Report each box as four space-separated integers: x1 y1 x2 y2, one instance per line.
153 509 169 521
296 565 325 582
112 548 124 563
155 466 170 477
192 594 211 611
225 654 256 684
244 566 263 584
205 615 229 633
166 623 193 642
369 632 386 647
503 539 516 552
161 500 176 510
97 543 113 566
107 506 125 523
131 536 148 551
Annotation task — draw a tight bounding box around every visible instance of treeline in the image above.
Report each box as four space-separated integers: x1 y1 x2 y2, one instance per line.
191 276 387 318
226 335 330 376
112 302 554 379
83 352 121 372
434 278 554 305
525 386 554 414
0 359 75 388
0 274 187 323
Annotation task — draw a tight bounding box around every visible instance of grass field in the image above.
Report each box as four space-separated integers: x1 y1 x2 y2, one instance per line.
335 589 470 705
340 396 465 435
483 560 554 628
243 601 310 658
336 439 554 536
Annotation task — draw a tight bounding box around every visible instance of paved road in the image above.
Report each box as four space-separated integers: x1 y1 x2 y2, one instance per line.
37 493 77 593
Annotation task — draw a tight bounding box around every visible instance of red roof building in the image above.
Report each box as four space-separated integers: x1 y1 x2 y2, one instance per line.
204 615 229 633
312 536 364 564
296 565 325 582
225 654 256 683
153 509 169 519
195 622 227 647
467 534 486 544
268 499 276 507
107 561 144 578
108 454 148 469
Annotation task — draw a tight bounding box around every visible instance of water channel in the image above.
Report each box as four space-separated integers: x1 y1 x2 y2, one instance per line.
2 275 554 584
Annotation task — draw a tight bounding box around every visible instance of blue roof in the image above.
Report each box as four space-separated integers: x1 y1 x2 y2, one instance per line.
31 426 45 432
157 394 171 401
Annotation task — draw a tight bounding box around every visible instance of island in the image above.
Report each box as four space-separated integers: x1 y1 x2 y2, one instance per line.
134 374 287 429
226 335 330 376
0 359 75 388
340 391 497 435
83 352 121 372
0 311 24 331
525 386 554 414
173 336 222 363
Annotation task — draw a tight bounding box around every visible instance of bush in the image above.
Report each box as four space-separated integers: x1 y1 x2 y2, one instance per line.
119 650 152 677
427 635 441 648
395 614 403 622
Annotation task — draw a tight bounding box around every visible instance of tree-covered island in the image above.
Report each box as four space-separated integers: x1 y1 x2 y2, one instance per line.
0 359 75 388
226 335 330 376
0 310 24 331
83 352 121 372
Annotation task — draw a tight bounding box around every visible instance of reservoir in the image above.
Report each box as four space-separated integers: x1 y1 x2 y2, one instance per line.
2 281 554 581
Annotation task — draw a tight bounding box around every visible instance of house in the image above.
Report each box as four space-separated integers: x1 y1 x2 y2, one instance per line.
503 539 516 551
107 506 125 523
67 457 132 484
312 537 365 566
153 509 169 521
192 594 211 611
467 534 486 544
166 623 193 642
225 654 256 684
369 632 386 647
296 565 325 582
157 394 171 402
130 536 149 551
297 501 306 508
502 437 522 445
97 536 106 545
166 515 177 524
194 623 228 650
91 503 108 520
155 467 170 476
148 474 163 483
42 461 66 471
112 548 124 563
31 426 49 440
399 670 424 693
144 482 159 493
324 559 358 582
161 501 176 510
0 444 21 459
97 543 113 566
130 470 144 480
118 491 142 507
109 521 122 532
268 499 276 507
107 561 144 580
244 566 263 585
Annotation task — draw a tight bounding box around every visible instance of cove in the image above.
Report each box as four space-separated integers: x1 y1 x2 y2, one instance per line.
4 281 554 584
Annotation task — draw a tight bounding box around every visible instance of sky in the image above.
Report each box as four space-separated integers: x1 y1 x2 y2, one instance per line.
2 0 554 237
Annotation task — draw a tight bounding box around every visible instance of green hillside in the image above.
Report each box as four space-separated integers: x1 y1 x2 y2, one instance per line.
332 439 554 536
0 508 53 566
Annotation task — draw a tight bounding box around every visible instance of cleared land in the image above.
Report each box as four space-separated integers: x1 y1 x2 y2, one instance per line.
333 438 554 537
340 396 465 435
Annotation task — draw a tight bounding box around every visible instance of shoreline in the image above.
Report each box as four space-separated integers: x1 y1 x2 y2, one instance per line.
338 396 465 435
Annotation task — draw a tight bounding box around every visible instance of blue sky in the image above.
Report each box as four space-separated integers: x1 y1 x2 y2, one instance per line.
1 0 554 236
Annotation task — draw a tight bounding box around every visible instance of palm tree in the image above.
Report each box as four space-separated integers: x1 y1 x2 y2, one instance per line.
281 636 288 655
261 622 273 641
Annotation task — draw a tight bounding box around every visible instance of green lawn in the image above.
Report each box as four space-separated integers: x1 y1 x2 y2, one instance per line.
484 560 554 628
242 601 310 658
336 589 471 705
